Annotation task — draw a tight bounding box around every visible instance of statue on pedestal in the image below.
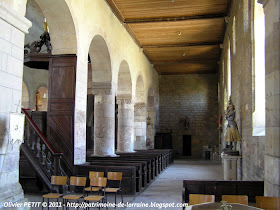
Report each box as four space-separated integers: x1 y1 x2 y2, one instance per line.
223 97 241 155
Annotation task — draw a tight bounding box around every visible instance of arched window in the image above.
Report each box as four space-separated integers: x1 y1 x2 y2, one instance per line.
252 0 265 136
227 38 231 100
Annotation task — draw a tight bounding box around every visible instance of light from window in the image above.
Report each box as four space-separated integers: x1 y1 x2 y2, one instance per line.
252 0 265 136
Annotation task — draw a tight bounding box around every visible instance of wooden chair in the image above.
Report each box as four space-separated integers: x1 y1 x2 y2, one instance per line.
63 176 87 209
222 195 248 205
189 194 215 205
84 177 107 209
42 176 67 209
256 196 280 210
85 171 104 195
103 172 123 207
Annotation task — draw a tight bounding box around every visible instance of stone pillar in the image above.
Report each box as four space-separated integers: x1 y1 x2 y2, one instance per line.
259 0 280 196
92 87 116 156
117 98 135 152
221 154 242 181
0 1 32 207
134 102 147 150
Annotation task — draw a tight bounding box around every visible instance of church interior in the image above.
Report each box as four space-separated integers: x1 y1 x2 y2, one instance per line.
0 0 279 209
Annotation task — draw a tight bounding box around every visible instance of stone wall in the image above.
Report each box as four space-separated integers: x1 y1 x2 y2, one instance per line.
218 0 265 181
159 74 219 158
0 0 31 207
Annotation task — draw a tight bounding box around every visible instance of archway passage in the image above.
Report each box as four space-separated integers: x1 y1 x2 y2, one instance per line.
89 35 115 156
134 75 147 150
116 60 134 152
89 35 112 84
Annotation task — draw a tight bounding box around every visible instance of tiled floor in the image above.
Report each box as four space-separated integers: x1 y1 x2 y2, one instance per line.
13 160 223 210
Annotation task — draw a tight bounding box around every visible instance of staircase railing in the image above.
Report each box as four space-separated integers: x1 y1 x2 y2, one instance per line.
21 108 67 180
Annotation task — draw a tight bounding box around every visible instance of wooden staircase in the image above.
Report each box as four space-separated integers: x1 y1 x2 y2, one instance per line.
19 108 70 192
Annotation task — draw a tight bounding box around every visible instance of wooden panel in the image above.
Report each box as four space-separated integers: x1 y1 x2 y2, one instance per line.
50 67 76 99
128 18 224 46
145 45 220 62
113 0 229 20
155 62 217 74
47 55 76 168
50 103 74 111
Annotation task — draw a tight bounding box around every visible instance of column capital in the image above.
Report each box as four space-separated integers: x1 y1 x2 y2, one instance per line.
117 98 134 105
0 2 32 34
92 82 116 96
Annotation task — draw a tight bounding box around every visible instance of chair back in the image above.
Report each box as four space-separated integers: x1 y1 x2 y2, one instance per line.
189 194 215 205
70 176 87 187
256 196 280 210
89 171 104 179
51 176 67 186
222 195 248 205
90 177 107 188
107 172 122 181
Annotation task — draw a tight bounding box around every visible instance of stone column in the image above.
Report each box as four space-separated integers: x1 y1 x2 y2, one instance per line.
92 87 116 156
117 98 135 152
259 0 280 196
0 1 32 207
134 103 147 150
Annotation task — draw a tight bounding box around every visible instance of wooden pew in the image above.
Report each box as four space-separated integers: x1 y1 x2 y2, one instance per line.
76 164 137 195
89 161 143 192
182 180 264 203
87 156 153 183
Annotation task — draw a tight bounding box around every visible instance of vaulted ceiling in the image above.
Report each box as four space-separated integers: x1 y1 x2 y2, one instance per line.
105 0 231 75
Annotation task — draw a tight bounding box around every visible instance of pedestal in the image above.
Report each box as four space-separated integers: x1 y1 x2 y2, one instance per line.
221 154 242 180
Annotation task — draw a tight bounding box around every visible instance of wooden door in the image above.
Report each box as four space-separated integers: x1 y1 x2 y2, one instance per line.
47 55 76 168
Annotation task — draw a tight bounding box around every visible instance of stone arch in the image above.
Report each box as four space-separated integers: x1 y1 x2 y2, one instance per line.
33 0 77 54
146 87 155 149
117 60 132 99
116 60 134 152
21 81 29 109
89 35 112 84
135 75 145 103
88 35 115 156
134 75 147 150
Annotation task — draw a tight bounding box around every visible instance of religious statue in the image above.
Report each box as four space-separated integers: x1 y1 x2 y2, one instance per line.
224 97 241 154
35 91 43 111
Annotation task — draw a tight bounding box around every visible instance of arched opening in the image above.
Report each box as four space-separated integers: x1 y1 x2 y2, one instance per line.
146 87 155 149
22 0 79 170
116 60 133 152
34 0 77 54
89 35 112 84
134 75 146 150
117 61 132 98
21 82 30 109
88 35 115 156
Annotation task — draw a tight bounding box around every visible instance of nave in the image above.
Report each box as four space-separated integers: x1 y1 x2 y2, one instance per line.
24 160 222 210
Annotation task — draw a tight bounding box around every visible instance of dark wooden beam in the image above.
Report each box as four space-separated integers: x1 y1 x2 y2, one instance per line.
104 0 125 22
123 24 142 47
158 70 217 75
124 14 226 24
154 60 218 65
143 42 221 48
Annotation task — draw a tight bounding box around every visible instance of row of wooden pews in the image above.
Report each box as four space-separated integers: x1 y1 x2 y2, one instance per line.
76 149 173 195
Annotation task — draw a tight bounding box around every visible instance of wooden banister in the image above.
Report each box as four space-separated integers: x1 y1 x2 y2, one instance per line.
22 108 62 155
